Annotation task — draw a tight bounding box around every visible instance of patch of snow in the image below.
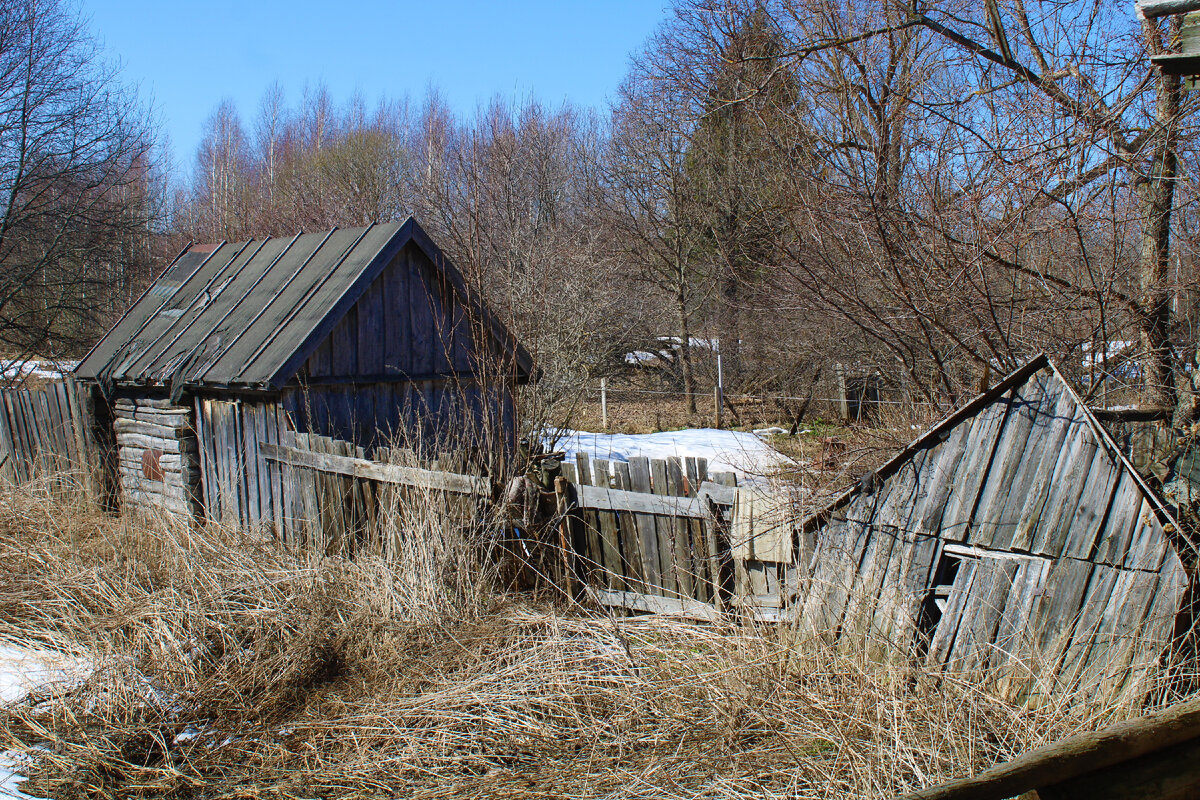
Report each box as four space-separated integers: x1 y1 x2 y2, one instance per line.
548 428 793 480
0 361 76 382
752 427 789 437
0 751 34 799
172 725 204 746
623 350 664 365
0 646 90 704
0 646 92 799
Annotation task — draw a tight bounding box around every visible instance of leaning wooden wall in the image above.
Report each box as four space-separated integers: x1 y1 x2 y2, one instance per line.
114 397 201 517
797 363 1193 708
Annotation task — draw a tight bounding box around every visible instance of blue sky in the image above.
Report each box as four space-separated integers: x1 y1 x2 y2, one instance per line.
84 0 670 176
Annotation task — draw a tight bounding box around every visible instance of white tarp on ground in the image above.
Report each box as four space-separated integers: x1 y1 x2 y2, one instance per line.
548 428 792 480
0 645 91 799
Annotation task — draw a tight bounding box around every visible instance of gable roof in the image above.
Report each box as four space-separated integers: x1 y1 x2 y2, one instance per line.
802 355 1194 562
74 218 534 393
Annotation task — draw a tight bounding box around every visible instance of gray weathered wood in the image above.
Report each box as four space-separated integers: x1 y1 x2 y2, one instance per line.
260 441 489 496
650 458 677 596
571 481 708 517
590 588 720 621
900 693 1200 800
628 457 661 593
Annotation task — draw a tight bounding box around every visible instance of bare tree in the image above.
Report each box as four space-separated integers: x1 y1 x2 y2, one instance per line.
409 96 644 431
676 0 1200 413
606 66 712 412
194 99 249 240
0 0 160 363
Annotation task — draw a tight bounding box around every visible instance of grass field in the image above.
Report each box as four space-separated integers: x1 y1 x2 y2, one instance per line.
0 481 1123 799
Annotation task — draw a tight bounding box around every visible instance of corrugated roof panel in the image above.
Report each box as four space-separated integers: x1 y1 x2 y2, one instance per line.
237 222 403 385
108 242 245 382
183 230 332 386
74 217 533 390
198 227 372 386
121 239 270 384
74 247 216 380
136 236 293 385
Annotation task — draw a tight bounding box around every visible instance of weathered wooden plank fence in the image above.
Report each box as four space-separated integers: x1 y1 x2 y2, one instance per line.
550 454 799 618
255 431 490 557
194 398 290 532
0 378 100 492
558 453 734 615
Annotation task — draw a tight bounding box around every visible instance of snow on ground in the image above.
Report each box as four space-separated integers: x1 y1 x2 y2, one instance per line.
0 646 89 704
0 360 76 382
548 428 793 480
0 645 92 799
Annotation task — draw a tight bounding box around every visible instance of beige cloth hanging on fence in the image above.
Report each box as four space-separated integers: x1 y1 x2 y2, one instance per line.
730 486 794 563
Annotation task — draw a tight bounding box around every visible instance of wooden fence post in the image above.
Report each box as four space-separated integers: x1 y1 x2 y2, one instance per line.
600 378 608 431
554 475 576 598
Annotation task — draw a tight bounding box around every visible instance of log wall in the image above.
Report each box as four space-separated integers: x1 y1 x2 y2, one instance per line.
114 397 201 518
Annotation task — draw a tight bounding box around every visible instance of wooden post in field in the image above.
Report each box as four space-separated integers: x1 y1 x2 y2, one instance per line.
600 378 608 430
714 350 724 429
554 476 576 598
835 362 849 421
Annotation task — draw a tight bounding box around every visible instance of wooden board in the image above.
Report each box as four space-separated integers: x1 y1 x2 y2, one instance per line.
260 441 489 495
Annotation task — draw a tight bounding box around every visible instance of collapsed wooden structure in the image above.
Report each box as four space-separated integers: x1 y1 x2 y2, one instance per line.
795 356 1196 704
559 357 1199 706
72 217 532 527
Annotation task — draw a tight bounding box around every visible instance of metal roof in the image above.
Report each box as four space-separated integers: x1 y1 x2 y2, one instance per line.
75 218 534 394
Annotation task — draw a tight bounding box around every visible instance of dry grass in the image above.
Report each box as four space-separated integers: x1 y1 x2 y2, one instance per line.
0 482 1119 799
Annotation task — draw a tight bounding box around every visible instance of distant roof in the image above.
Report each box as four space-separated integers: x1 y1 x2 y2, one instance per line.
74 217 533 393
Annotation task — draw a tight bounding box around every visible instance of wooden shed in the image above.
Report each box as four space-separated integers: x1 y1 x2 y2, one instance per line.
794 356 1197 706
72 217 533 525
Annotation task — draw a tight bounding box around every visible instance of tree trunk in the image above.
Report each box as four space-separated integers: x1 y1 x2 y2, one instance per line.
678 284 697 415
1141 23 1182 417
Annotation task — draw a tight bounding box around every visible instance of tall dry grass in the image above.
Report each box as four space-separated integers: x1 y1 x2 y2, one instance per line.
0 480 1116 799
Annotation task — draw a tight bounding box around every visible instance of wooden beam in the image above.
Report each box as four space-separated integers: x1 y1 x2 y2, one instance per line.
1138 0 1200 19
697 480 736 506
259 441 489 496
590 588 721 621
572 481 708 518
901 695 1200 800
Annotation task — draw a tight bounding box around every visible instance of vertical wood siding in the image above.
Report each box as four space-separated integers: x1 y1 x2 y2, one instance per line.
194 397 290 534
288 243 517 455
797 367 1193 707
301 244 482 382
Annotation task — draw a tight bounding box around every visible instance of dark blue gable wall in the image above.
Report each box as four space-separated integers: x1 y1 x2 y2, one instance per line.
284 242 517 454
